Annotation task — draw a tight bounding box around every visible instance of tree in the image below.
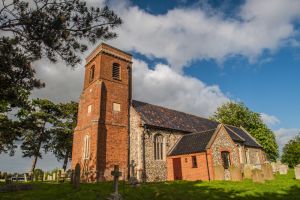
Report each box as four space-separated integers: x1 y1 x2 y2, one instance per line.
0 0 122 152
18 99 59 172
281 134 300 168
48 101 78 171
210 102 279 161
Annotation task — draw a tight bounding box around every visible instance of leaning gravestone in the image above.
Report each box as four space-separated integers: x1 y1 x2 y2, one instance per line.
279 164 288 175
261 163 274 180
294 164 300 180
213 166 224 180
73 164 81 189
229 165 242 181
251 169 265 183
243 164 252 179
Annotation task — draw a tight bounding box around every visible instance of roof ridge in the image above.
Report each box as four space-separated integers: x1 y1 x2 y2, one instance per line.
132 99 217 123
181 128 216 137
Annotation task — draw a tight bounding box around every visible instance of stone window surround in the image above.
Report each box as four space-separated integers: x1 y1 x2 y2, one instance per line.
219 147 233 167
153 133 166 161
83 134 90 160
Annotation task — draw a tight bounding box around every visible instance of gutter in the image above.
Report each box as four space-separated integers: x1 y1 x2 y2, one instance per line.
205 150 211 181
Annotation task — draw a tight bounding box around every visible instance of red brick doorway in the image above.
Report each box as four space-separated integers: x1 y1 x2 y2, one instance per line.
173 158 182 180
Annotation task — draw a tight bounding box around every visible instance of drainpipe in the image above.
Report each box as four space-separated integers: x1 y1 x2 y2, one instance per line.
205 150 211 181
127 64 132 180
142 127 147 183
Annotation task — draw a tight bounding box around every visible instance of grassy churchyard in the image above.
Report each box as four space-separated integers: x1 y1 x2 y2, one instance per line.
0 170 299 200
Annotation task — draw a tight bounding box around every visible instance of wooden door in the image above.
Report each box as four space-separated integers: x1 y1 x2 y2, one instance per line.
173 158 182 180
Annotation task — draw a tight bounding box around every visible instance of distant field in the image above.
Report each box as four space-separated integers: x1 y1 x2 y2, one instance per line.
0 170 299 200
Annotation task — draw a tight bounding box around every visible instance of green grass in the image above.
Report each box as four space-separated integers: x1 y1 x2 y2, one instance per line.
0 170 299 200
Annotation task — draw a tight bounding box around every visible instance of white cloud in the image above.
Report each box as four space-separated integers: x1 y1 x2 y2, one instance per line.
260 113 280 126
274 128 300 151
132 59 229 117
107 0 300 71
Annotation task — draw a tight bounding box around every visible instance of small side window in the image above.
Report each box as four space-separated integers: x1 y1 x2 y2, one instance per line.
87 105 92 114
113 103 121 112
89 65 95 83
192 156 197 168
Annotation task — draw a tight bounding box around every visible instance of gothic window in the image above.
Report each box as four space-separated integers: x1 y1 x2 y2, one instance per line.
112 63 120 80
221 151 230 169
192 156 198 168
154 134 164 160
89 65 95 83
83 135 90 160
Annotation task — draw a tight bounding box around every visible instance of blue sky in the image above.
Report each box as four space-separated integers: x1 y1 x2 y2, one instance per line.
1 0 300 173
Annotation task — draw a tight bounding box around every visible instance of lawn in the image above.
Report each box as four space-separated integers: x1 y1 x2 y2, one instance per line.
0 170 299 200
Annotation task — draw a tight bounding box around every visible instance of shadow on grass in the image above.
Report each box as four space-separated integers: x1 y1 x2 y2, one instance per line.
122 180 300 200
0 179 299 200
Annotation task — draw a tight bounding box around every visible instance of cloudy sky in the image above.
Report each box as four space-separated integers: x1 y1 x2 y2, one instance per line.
1 0 300 172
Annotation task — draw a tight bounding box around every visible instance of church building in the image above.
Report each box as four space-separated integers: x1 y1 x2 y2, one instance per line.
71 43 266 182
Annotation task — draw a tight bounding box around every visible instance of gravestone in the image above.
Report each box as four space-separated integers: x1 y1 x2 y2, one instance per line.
70 170 74 184
271 162 277 173
279 164 288 175
294 164 300 180
251 169 264 183
129 160 138 186
73 163 81 189
107 165 123 200
261 163 274 180
243 164 252 179
213 166 224 180
229 166 242 181
53 172 57 181
24 174 28 182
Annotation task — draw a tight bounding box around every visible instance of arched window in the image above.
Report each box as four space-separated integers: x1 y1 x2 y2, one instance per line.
154 134 164 160
112 63 120 80
89 65 95 83
83 135 90 160
221 151 230 169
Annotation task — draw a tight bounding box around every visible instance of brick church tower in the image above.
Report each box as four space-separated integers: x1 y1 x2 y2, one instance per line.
71 43 132 182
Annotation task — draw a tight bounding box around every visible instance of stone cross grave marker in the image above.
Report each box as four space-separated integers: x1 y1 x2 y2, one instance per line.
108 165 123 200
111 165 122 194
129 160 138 186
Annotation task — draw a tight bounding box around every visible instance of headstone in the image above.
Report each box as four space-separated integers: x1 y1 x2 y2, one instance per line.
271 162 277 173
129 160 138 186
213 166 224 180
73 163 81 189
70 170 74 185
243 164 252 179
53 172 57 181
24 174 28 182
107 165 123 200
261 163 274 180
294 164 300 180
279 164 288 175
229 165 242 181
57 170 61 183
251 169 264 183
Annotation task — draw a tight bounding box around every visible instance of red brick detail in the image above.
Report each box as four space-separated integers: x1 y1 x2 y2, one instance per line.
167 152 211 181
